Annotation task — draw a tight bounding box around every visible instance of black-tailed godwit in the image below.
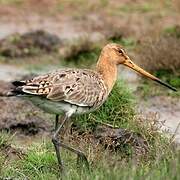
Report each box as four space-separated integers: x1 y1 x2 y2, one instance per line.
9 43 177 171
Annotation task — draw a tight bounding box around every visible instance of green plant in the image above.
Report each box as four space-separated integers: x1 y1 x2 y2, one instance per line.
73 80 135 131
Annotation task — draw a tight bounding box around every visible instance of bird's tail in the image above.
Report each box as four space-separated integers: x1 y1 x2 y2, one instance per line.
0 81 26 97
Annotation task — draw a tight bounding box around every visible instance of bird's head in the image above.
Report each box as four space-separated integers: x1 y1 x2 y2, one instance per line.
102 43 177 91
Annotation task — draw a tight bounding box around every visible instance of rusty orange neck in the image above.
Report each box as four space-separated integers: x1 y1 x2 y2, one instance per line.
96 53 117 93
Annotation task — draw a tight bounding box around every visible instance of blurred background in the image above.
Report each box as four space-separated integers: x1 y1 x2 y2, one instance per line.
0 0 179 178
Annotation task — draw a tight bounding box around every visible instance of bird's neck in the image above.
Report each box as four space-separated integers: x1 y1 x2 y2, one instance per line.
96 54 117 93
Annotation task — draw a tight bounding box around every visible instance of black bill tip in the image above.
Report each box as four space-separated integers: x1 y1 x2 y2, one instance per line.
155 79 177 92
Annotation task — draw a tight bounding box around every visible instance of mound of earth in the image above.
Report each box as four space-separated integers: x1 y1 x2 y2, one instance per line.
0 96 52 135
0 30 62 57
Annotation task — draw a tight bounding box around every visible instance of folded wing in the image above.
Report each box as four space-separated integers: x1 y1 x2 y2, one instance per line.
12 69 107 107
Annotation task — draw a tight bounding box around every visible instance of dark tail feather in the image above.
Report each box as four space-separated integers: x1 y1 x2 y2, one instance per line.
6 81 26 96
6 88 24 96
12 81 26 87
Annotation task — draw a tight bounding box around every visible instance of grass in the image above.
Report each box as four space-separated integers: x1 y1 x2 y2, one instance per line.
0 80 179 179
164 25 180 38
2 143 179 180
73 80 135 131
118 2 155 13
59 37 103 69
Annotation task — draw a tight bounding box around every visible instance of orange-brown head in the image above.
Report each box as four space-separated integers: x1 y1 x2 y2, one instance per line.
97 43 177 91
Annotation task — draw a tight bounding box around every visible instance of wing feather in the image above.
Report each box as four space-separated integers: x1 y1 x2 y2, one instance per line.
13 69 107 107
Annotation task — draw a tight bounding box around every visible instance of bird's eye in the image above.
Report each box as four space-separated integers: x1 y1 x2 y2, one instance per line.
118 49 123 54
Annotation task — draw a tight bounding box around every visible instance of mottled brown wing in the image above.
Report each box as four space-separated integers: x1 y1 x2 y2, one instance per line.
19 69 107 107
18 71 65 100
47 69 107 107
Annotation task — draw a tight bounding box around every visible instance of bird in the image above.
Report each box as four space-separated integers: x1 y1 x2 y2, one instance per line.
8 43 177 172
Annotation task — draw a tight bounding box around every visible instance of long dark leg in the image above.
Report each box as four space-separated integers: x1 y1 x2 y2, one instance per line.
52 113 67 172
52 113 89 172
55 114 59 131
54 139 89 169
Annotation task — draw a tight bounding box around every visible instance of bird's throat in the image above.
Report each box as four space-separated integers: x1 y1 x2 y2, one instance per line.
96 56 117 93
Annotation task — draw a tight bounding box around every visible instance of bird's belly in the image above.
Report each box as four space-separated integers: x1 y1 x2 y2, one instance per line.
22 96 94 115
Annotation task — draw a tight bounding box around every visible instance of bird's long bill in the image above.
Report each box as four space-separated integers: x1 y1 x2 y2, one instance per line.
123 59 177 91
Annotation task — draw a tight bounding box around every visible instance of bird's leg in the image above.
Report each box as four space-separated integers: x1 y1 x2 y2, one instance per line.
55 114 59 131
52 113 68 172
52 113 89 171
55 140 89 170
55 114 71 137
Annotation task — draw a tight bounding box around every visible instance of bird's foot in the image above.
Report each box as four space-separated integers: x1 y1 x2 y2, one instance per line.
52 137 65 174
76 152 89 170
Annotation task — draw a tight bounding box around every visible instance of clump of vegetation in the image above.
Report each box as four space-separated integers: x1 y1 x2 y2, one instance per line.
60 32 137 68
60 38 101 68
60 37 100 59
155 69 180 88
73 81 135 131
0 132 11 149
0 30 61 58
137 36 180 73
106 28 137 50
164 25 180 38
106 28 123 42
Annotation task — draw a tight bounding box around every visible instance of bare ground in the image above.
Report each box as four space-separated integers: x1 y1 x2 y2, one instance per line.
138 96 180 143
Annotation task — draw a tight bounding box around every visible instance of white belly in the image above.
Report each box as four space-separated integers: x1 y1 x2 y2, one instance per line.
22 96 93 115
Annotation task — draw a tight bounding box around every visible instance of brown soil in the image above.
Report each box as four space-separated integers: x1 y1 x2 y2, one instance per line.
0 96 52 135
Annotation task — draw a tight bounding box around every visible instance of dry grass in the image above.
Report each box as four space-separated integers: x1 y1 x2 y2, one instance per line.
136 36 180 73
59 37 99 60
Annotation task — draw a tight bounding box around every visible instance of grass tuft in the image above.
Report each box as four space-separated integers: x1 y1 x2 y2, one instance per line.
73 80 135 131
